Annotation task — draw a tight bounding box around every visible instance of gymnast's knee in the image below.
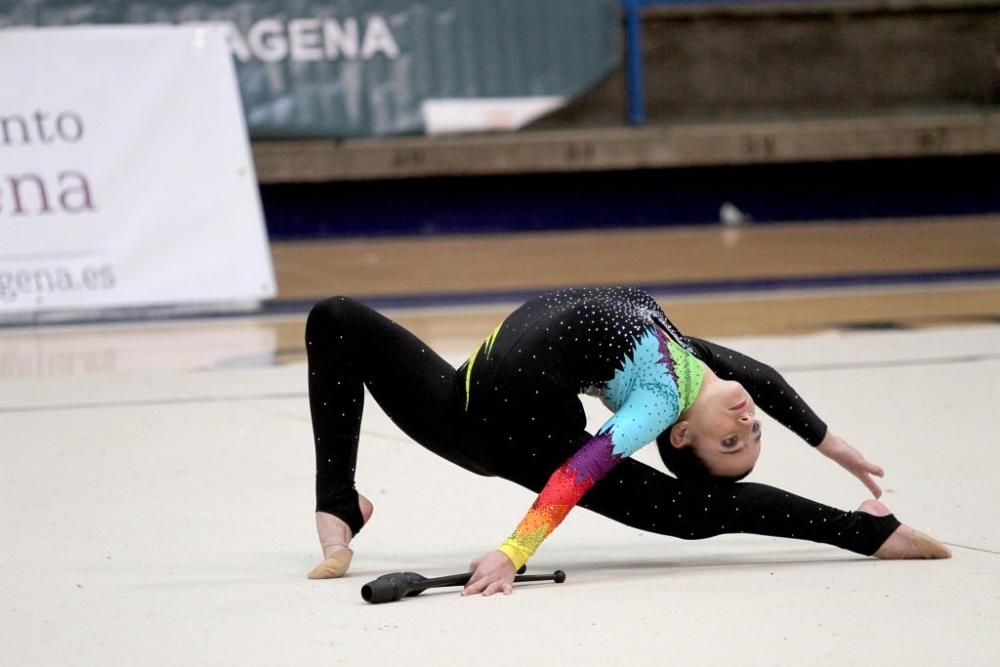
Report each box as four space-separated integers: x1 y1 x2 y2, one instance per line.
306 296 362 342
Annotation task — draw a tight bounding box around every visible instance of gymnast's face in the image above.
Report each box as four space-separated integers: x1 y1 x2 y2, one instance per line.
671 377 762 478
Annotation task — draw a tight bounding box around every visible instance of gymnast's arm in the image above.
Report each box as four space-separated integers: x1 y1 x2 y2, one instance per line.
685 336 885 496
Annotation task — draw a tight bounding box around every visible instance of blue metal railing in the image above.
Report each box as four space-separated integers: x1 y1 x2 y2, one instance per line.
622 0 838 125
622 0 648 125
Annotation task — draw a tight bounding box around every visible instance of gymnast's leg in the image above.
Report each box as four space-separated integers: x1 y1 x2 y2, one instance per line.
578 458 901 556
304 296 488 577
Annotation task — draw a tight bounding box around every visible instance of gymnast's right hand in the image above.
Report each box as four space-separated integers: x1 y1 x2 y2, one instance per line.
463 550 516 596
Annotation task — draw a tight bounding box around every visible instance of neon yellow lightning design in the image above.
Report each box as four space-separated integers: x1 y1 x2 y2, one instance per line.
464 321 504 410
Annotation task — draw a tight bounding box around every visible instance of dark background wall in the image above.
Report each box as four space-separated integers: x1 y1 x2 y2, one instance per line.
540 0 1000 127
256 1 1000 237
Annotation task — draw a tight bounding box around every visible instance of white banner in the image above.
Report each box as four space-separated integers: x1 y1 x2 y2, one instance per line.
0 25 275 315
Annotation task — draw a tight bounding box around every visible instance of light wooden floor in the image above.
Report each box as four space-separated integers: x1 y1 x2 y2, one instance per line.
272 216 1000 300
267 214 1000 361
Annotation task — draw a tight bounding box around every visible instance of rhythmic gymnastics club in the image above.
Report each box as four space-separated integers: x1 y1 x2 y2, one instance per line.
360 568 566 604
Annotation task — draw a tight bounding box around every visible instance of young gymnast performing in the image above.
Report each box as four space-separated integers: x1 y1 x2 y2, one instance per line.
304 287 949 596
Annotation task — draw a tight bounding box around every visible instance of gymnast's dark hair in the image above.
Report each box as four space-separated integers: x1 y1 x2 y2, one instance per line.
656 427 753 483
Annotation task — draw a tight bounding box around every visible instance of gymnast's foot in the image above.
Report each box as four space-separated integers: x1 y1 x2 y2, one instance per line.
859 499 951 560
308 494 375 579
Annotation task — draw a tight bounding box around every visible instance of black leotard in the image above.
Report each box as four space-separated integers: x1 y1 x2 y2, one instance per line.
305 288 899 565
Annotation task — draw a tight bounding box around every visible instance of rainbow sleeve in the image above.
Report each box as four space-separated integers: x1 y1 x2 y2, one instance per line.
498 387 678 570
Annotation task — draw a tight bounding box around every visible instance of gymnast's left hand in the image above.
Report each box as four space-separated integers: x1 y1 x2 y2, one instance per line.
463 550 516 596
817 431 885 497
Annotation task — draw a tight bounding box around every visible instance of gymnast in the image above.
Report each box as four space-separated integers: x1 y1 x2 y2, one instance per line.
303 287 949 596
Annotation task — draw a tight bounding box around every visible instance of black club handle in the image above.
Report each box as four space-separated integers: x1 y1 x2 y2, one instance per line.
361 569 566 604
